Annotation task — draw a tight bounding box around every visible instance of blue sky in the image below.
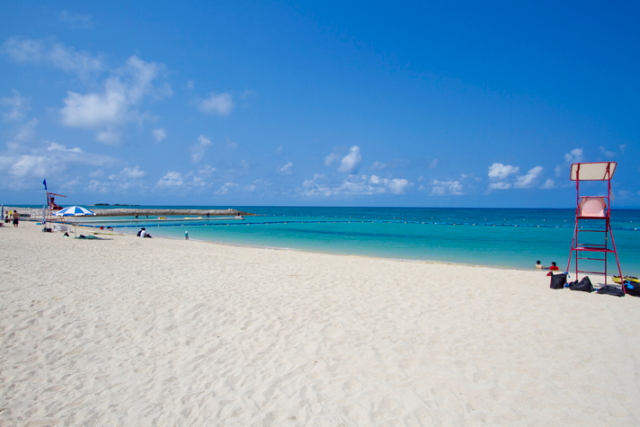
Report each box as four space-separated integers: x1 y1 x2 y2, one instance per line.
0 1 638 208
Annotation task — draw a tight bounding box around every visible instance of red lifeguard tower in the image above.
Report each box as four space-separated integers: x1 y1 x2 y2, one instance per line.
566 162 623 289
45 192 66 223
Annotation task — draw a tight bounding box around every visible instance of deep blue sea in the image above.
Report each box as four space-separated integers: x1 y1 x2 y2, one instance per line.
80 206 640 274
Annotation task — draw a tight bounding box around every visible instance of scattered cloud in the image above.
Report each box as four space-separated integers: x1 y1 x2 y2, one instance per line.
487 163 543 190
370 161 386 171
2 37 102 77
13 118 39 143
1 90 30 121
109 165 146 180
198 92 234 116
190 135 211 163
338 146 361 173
564 148 584 163
58 11 94 29
324 152 341 167
60 55 172 144
429 159 439 169
301 173 410 197
514 166 543 188
488 163 519 180
155 171 184 188
489 182 512 190
198 165 215 177
430 179 463 196
599 146 616 158
215 182 238 195
541 178 555 189
278 161 293 175
275 144 284 154
152 128 167 142
0 140 117 186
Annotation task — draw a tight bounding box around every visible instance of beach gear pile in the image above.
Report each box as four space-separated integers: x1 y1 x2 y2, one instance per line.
549 273 634 297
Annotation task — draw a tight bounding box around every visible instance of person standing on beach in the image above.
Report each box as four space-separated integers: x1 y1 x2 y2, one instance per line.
184 230 189 240
12 210 19 227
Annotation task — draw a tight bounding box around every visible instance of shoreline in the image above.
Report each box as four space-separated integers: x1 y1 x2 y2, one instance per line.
96 223 548 274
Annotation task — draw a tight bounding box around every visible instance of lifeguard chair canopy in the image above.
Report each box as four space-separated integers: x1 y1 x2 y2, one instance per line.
570 162 617 181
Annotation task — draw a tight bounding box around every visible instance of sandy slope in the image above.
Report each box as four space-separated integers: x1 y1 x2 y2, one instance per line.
1 222 640 426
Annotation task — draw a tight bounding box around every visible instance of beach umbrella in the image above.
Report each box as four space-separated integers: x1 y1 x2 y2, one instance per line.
54 205 96 235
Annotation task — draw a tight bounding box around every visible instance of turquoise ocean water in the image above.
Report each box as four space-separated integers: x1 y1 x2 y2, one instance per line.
83 206 640 274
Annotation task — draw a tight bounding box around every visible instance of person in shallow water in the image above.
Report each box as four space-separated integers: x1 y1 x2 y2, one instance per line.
535 260 544 269
549 261 560 271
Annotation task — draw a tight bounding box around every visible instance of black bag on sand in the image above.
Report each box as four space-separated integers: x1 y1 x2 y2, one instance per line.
568 276 594 293
624 283 640 297
550 273 567 289
596 285 625 297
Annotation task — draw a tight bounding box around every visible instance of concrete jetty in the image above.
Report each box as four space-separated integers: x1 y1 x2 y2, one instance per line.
2 207 254 220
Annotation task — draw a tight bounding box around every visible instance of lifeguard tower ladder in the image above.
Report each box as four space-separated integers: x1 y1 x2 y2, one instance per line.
566 162 623 289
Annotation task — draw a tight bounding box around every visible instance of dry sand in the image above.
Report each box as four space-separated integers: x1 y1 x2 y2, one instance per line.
2 221 640 426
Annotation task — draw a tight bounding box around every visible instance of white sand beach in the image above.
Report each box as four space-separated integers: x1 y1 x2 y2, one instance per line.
2 221 640 426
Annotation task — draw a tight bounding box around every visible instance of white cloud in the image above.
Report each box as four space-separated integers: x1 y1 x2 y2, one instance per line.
599 146 615 158
2 37 102 77
488 163 519 179
301 173 410 197
387 178 410 194
429 159 438 169
489 182 512 190
153 170 208 192
117 166 146 179
324 152 341 166
47 141 81 153
430 179 463 196
13 118 39 143
198 92 234 116
198 165 216 177
541 178 555 189
191 135 211 163
564 148 583 163
514 166 543 188
0 141 116 183
216 182 238 195
59 11 94 29
152 128 167 142
60 55 171 144
278 161 293 175
370 161 386 171
338 146 361 173
1 90 30 121
275 144 283 154
155 171 184 188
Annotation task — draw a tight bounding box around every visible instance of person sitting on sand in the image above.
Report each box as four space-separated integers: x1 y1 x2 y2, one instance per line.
535 260 544 269
137 227 145 237
549 261 560 271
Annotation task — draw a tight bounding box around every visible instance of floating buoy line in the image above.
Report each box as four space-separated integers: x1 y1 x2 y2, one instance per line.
79 219 640 231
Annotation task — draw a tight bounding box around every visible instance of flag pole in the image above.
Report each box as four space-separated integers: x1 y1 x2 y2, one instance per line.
43 179 48 230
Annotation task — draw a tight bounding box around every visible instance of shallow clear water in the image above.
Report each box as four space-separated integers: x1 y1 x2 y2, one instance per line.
86 206 640 273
